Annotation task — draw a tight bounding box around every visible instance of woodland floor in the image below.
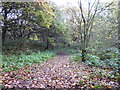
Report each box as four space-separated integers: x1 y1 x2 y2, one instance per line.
0 54 120 89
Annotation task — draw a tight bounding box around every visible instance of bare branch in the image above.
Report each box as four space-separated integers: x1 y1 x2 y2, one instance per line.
90 0 97 11
78 0 86 24
97 2 114 14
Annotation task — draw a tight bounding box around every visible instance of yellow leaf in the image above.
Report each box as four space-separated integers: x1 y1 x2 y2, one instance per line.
0 81 3 83
108 86 112 88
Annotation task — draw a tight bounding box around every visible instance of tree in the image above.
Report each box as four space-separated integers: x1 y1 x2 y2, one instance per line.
118 1 120 50
66 0 113 61
1 2 13 42
1 1 55 42
38 5 72 49
50 7 72 48
89 1 118 50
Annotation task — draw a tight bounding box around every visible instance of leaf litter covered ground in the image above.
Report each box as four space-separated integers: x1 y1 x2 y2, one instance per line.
0 54 120 89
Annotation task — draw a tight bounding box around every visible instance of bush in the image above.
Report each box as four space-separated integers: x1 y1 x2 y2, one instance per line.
85 48 119 69
85 54 100 61
71 48 119 70
55 48 78 54
85 54 104 66
97 48 119 60
104 58 119 69
70 54 82 61
2 39 46 55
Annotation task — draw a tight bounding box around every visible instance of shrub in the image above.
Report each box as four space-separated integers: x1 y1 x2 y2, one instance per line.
85 54 100 61
2 39 46 55
55 48 78 54
85 54 104 66
70 54 82 61
85 48 119 69
71 48 119 70
97 48 119 60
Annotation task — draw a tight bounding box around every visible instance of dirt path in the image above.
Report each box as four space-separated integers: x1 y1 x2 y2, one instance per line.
1 55 119 88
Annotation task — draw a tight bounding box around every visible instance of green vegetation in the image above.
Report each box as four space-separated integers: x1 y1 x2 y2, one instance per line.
70 47 120 84
54 48 78 54
1 39 55 72
86 48 119 69
0 0 119 89
71 48 119 70
1 51 55 72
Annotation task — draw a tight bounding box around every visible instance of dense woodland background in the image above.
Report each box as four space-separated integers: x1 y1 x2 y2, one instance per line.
0 0 120 89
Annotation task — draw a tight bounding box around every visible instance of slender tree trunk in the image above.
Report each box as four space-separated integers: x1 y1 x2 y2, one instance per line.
46 30 49 49
81 49 86 62
117 1 120 67
2 7 7 42
81 25 88 62
118 1 120 50
81 37 87 62
44 30 49 49
46 38 49 49
2 26 7 42
81 41 87 62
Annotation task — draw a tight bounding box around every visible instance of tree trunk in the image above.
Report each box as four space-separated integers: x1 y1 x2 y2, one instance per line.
118 1 120 50
45 38 49 49
2 8 7 42
2 27 7 42
81 48 87 62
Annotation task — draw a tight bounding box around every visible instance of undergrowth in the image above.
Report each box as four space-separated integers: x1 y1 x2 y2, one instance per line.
1 39 55 72
54 48 78 54
70 47 120 79
71 47 119 70
1 51 55 72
